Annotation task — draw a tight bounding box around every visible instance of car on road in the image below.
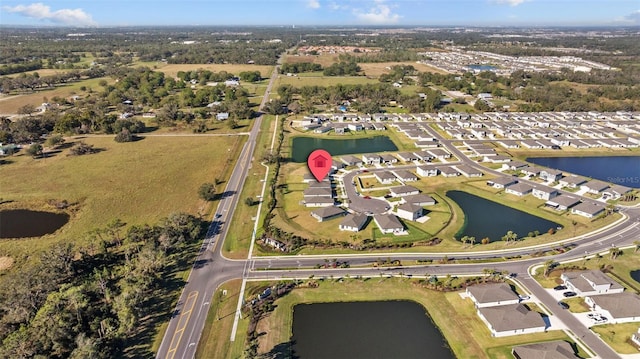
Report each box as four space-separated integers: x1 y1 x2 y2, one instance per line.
553 285 567 291
563 291 577 298
558 301 570 309
364 196 371 199
519 295 530 301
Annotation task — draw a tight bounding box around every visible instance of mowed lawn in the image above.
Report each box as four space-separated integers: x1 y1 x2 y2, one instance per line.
0 135 244 256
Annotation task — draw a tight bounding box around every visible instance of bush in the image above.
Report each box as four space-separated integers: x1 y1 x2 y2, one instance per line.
198 183 216 201
114 129 134 143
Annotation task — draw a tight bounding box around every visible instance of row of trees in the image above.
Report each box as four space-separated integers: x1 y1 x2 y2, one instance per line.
280 62 322 74
0 213 205 358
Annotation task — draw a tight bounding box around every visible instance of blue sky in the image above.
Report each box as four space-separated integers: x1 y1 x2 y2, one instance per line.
1 1 639 27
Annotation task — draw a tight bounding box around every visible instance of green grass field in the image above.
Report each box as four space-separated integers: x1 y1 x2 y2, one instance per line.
591 322 640 354
0 135 245 260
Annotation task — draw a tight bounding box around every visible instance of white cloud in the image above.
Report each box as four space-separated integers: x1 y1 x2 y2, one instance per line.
307 0 321 9
621 9 640 24
490 0 529 6
354 1 401 24
2 2 96 26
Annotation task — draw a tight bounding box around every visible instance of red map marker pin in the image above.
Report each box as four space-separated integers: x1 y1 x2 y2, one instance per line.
308 149 332 182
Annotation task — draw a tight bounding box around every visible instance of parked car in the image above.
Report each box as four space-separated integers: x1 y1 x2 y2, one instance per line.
558 301 570 309
553 285 567 291
563 291 577 298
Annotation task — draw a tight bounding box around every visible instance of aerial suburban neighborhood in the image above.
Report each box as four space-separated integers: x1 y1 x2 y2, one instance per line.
1 2 640 358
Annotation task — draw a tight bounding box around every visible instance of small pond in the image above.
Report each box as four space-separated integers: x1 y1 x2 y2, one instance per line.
631 270 640 285
0 210 69 238
291 301 454 359
290 136 398 163
447 190 561 242
526 156 640 188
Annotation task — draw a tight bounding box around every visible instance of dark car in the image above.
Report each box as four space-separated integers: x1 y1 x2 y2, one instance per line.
563 291 577 298
558 301 570 309
553 285 567 291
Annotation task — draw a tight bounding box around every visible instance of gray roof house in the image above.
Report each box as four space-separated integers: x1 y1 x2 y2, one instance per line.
477 304 546 337
437 166 460 177
303 187 332 198
512 341 578 359
540 169 563 182
389 185 420 197
585 292 640 323
487 177 518 189
362 153 382 165
341 155 362 167
402 194 436 206
374 171 396 185
396 203 424 221
505 182 533 196
392 170 417 182
561 270 624 297
396 152 418 162
311 207 346 222
304 197 334 208
466 283 520 308
416 166 439 177
373 214 405 234
455 165 483 178
570 202 604 218
338 214 369 232
581 180 610 194
546 195 581 211
532 186 559 200
604 184 633 200
380 154 398 164
559 175 587 188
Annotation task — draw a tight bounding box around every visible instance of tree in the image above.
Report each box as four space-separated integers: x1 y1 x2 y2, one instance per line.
114 129 134 143
609 246 621 260
26 143 43 158
198 183 216 201
69 141 98 156
245 197 255 206
17 104 37 116
543 260 556 277
634 240 640 253
45 134 65 148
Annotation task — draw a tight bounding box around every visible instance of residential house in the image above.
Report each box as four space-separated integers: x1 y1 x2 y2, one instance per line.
581 180 610 195
380 154 398 165
331 160 345 171
389 185 420 197
477 304 546 337
561 270 625 297
362 154 382 165
341 155 362 167
396 152 418 162
216 112 230 121
532 187 559 200
502 161 528 171
487 177 518 189
540 169 563 182
521 166 542 177
505 183 533 197
402 194 436 206
339 214 369 232
632 327 640 347
456 165 483 178
373 214 405 234
311 207 345 222
484 155 511 163
603 184 633 200
347 123 363 132
303 187 332 198
416 166 439 177
304 197 334 207
428 148 451 160
512 341 578 359
413 150 435 162
396 203 424 221
392 170 418 182
374 171 396 185
571 202 604 218
466 283 520 308
546 195 581 211
585 292 640 323
559 175 587 189
438 166 460 177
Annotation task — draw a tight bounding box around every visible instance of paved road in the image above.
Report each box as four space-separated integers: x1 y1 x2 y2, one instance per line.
155 59 281 359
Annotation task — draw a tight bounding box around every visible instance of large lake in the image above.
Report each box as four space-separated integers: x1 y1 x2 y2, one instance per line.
290 136 398 163
526 156 640 188
447 190 560 242
291 301 454 359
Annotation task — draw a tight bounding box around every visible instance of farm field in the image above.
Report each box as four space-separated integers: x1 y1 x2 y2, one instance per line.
0 135 245 258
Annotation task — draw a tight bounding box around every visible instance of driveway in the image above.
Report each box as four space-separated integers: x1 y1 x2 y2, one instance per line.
341 171 390 214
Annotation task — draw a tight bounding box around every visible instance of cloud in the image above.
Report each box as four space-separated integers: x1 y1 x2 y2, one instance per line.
490 0 529 6
354 1 401 24
2 2 96 26
307 0 321 9
621 9 640 24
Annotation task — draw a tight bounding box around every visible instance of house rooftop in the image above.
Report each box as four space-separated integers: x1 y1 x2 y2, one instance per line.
373 214 404 230
562 270 623 293
339 213 368 229
467 283 519 304
512 340 578 359
311 206 345 219
588 292 640 319
478 304 545 332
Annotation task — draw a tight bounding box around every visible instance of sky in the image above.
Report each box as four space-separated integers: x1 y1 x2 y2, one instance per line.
0 0 639 27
